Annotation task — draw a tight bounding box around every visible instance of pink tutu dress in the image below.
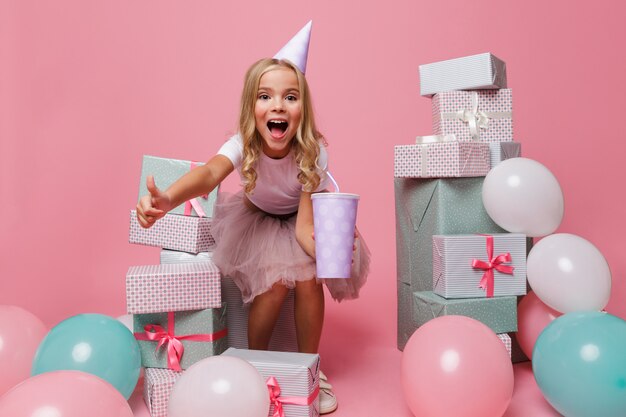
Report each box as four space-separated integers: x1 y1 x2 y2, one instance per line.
211 191 370 304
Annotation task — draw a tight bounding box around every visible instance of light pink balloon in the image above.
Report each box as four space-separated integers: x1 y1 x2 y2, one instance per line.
516 292 562 359
0 305 48 396
0 370 134 417
169 355 269 417
401 315 514 417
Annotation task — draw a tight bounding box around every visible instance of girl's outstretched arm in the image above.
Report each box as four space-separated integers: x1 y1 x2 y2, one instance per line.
136 154 234 228
295 191 316 258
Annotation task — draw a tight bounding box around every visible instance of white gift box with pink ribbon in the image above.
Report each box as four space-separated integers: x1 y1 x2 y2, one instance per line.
394 134 491 178
432 233 527 299
222 348 320 417
129 210 215 253
126 263 222 314
137 155 219 217
432 89 514 143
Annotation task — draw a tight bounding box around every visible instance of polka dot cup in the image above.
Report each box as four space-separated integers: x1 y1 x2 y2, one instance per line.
311 193 359 278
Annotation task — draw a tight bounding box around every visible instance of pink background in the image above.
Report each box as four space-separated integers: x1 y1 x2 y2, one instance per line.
1 0 624 415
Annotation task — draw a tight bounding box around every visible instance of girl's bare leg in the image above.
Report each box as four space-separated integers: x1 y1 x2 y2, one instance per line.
248 282 289 350
294 277 325 353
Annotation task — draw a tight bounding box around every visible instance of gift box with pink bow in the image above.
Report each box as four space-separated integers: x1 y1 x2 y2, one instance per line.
143 367 183 417
222 348 321 417
126 263 222 314
129 210 215 253
432 233 527 299
137 155 219 218
432 89 513 144
134 308 228 370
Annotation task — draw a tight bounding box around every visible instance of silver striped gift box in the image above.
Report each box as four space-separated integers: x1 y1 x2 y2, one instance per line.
222 348 320 417
497 333 512 357
160 250 298 352
433 233 527 298
419 52 507 97
489 142 522 168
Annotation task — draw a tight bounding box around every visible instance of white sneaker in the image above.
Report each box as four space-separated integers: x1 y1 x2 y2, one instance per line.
319 371 338 414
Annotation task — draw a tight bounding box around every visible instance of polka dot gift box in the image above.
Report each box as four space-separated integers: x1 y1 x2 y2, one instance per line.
143 368 182 417
432 89 514 144
394 140 491 178
129 210 215 254
126 263 221 314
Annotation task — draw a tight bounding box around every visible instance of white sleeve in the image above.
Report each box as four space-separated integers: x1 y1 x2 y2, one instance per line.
313 142 331 192
217 134 243 168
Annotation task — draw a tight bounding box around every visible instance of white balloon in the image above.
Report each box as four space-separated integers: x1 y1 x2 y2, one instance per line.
116 314 133 333
482 158 564 237
527 233 611 313
169 356 269 417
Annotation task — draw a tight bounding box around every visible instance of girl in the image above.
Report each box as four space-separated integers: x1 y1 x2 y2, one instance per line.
136 58 370 414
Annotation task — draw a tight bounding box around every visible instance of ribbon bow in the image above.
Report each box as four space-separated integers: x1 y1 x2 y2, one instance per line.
266 377 320 417
471 235 514 298
184 161 208 217
456 92 490 140
134 312 227 371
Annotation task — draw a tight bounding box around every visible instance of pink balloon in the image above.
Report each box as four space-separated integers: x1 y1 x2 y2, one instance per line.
0 370 133 417
401 316 514 417
169 355 269 417
0 305 48 396
516 292 562 359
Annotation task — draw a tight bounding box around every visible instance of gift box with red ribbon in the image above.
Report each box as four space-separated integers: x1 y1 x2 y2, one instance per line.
134 308 227 370
432 89 513 144
432 233 527 299
126 262 221 314
137 155 219 218
222 348 320 417
143 367 183 417
129 210 215 254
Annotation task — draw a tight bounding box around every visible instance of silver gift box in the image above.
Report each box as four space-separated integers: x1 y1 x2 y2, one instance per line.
419 52 507 97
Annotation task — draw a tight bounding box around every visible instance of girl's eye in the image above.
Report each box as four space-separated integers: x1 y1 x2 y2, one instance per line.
286 95 298 101
258 94 270 100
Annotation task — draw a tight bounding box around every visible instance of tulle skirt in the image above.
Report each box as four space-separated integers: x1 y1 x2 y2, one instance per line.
211 191 370 304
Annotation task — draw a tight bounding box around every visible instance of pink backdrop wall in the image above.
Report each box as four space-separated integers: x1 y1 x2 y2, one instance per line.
2 0 625 357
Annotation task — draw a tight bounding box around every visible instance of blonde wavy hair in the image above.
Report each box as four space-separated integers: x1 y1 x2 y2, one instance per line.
239 58 326 194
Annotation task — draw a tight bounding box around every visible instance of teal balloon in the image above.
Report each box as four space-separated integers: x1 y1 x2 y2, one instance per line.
32 314 141 399
533 311 626 417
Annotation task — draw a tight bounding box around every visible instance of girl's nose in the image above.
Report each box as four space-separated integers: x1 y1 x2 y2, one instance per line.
272 99 284 111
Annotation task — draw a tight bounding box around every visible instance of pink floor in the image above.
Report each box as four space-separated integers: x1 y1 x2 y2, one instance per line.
129 347 561 417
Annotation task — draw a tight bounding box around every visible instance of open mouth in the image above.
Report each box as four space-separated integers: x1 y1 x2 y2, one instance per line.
267 120 288 138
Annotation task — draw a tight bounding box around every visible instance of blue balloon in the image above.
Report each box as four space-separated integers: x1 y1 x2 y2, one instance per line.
533 311 626 417
32 314 141 399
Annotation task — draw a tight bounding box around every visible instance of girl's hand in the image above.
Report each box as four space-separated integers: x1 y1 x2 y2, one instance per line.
136 176 172 228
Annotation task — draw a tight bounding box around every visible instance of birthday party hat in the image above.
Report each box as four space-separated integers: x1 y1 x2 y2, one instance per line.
273 20 312 74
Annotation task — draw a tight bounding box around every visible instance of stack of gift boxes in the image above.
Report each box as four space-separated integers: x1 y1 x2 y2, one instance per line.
127 155 320 417
394 53 529 361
